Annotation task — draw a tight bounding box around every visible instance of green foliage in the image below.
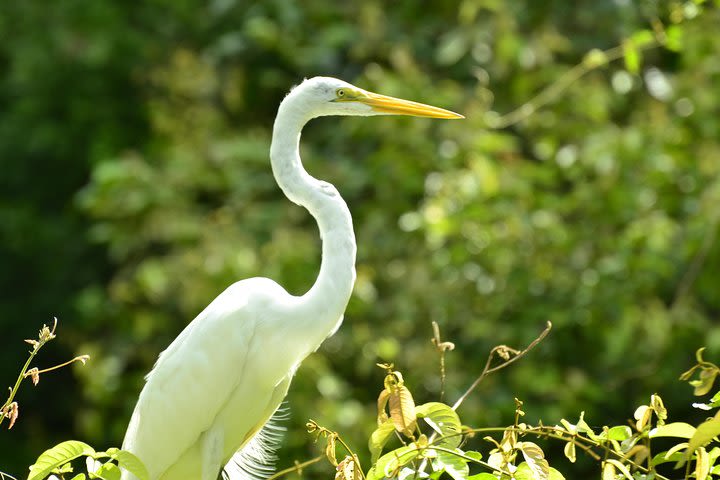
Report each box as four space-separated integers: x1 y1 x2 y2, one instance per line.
27 441 148 480
2 0 720 477
312 345 720 480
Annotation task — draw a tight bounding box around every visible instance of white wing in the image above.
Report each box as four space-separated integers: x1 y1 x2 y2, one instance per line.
122 278 302 480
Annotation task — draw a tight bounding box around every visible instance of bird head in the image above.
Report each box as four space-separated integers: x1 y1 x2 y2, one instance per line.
289 77 464 120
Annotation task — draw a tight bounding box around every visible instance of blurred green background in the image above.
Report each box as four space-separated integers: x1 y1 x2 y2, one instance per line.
2 0 719 477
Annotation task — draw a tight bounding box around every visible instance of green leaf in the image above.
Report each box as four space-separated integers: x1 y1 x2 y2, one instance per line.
650 446 686 466
70 475 87 480
464 451 483 463
95 462 121 480
687 413 720 458
650 422 696 439
517 442 549 480
623 41 641 74
630 29 656 47
433 449 468 480
607 426 632 441
605 459 632 480
371 444 421 480
114 450 150 480
563 441 576 463
369 420 397 463
467 474 498 480
514 462 564 480
416 402 462 448
664 25 683 51
696 447 710 480
28 440 96 480
691 369 718 396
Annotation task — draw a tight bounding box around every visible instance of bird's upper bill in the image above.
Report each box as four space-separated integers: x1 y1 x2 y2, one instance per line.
335 88 464 119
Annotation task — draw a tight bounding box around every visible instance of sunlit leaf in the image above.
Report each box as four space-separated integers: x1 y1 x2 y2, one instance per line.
467 474 498 480
372 444 421 480
517 442 549 480
94 462 121 480
605 459 632 480
514 462 565 480
630 29 655 47
687 412 720 458
650 422 696 439
433 448 468 480
28 441 96 480
113 450 149 480
389 385 416 436
691 369 718 396
563 441 576 463
634 405 652 431
623 41 641 75
70 475 86 480
696 447 710 480
369 420 396 463
607 425 632 441
416 402 462 448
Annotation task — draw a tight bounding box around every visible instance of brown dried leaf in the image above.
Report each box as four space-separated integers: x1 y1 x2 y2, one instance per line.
5 402 19 429
27 367 40 386
389 385 416 436
377 389 390 425
335 456 360 480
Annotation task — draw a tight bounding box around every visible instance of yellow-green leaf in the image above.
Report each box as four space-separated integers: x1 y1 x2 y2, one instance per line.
95 462 121 480
607 425 632 441
696 447 709 480
601 462 615 480
623 41 641 74
416 402 462 448
650 422 696 439
605 459 632 480
514 462 564 480
518 442 549 480
113 450 149 480
563 441 576 463
369 419 396 463
434 448 468 480
687 413 720 457
372 444 420 479
28 440 96 480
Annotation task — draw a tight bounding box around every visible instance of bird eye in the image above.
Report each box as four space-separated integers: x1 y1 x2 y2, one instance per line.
336 89 345 98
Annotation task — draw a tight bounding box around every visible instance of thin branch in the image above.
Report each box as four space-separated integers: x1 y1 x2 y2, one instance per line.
23 355 91 378
452 321 552 411
485 40 661 129
266 456 323 480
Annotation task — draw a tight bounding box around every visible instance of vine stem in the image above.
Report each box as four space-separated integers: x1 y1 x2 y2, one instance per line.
485 39 661 129
452 321 552 411
265 456 323 480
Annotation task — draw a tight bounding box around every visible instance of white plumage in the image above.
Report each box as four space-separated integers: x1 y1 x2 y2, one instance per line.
121 77 462 480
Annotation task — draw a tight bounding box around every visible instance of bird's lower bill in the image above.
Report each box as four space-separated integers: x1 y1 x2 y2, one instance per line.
360 91 464 119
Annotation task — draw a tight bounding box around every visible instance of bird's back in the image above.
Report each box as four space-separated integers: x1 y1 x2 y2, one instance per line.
122 278 306 480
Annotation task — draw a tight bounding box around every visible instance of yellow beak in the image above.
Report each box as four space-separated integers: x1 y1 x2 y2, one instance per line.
358 91 464 119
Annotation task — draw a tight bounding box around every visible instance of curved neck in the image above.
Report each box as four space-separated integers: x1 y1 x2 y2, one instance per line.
269 95 357 343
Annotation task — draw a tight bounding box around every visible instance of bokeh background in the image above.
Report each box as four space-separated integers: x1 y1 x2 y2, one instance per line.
2 0 719 477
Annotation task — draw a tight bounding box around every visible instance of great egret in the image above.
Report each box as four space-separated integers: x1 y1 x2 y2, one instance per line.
121 77 462 480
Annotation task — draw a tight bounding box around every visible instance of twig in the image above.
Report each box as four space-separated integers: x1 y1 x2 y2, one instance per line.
452 322 552 411
485 39 661 129
266 456 323 480
431 321 455 402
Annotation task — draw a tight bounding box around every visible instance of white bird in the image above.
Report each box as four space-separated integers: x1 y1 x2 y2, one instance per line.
121 76 463 480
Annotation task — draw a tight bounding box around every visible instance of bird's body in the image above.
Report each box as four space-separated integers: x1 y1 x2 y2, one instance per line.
121 77 461 480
